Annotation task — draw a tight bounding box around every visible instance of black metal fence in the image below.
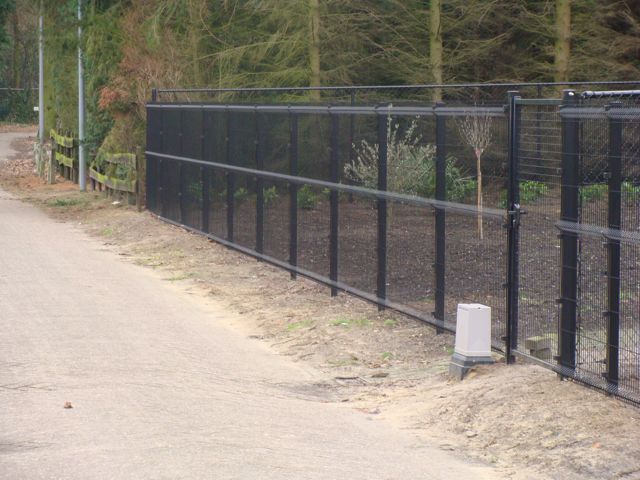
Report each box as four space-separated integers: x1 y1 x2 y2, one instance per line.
145 82 640 405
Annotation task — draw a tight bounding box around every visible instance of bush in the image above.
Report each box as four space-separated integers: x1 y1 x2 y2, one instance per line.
346 117 475 202
623 181 640 197
346 118 436 196
520 180 549 203
263 186 278 206
499 180 549 207
580 184 607 203
234 187 249 202
418 158 477 202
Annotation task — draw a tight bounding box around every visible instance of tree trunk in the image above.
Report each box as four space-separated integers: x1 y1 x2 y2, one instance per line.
11 11 20 88
188 0 203 86
554 0 571 86
476 150 483 240
429 0 443 102
309 0 321 102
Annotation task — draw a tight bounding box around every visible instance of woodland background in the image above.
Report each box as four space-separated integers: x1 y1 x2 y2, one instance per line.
0 0 639 156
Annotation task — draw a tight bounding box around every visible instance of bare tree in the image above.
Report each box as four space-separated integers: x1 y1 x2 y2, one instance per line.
457 111 493 240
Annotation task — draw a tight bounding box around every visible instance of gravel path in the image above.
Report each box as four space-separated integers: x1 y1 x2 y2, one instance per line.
0 133 500 479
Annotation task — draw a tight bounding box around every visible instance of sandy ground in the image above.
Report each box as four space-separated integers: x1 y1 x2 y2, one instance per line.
2 130 640 480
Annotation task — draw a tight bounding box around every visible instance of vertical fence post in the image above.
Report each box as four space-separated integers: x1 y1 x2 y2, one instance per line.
348 91 356 203
289 112 298 279
226 109 235 242
147 90 157 213
434 103 446 332
178 109 185 224
329 112 340 296
376 109 388 310
559 89 580 372
201 108 210 233
606 101 622 386
536 84 542 167
255 110 265 254
145 107 153 212
506 90 522 363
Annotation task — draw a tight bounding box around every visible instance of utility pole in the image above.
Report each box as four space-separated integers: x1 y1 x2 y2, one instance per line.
77 0 86 191
38 1 44 148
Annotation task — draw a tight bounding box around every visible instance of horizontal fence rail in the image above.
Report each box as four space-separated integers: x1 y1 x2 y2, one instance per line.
147 103 507 117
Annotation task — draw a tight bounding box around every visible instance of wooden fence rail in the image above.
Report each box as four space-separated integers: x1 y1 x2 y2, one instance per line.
50 129 78 183
89 152 139 205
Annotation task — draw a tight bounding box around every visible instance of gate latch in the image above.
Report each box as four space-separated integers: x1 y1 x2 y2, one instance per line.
506 203 523 229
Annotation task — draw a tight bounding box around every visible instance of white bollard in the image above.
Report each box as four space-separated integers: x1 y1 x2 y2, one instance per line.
449 303 494 380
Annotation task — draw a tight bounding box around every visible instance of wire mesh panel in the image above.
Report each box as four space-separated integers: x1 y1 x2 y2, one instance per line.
515 102 562 364
160 108 182 222
386 200 435 317
444 210 507 345
181 109 204 230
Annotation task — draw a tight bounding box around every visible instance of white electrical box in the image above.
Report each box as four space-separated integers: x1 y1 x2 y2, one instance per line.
454 303 492 358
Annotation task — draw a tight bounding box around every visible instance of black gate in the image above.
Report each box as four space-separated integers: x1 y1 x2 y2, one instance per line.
510 91 640 403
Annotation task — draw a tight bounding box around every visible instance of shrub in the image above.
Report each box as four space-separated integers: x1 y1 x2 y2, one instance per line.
263 186 278 206
297 185 317 210
580 184 607 203
234 187 249 202
346 117 436 196
623 181 640 197
521 180 549 203
418 158 477 202
499 180 549 207
346 116 475 202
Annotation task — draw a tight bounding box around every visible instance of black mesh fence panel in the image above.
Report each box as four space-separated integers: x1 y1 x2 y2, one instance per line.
516 103 562 364
145 87 640 405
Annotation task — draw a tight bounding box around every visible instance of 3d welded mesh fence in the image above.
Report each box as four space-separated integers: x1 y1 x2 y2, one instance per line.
145 83 640 405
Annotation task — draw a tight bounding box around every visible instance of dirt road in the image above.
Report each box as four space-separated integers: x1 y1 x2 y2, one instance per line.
0 134 500 478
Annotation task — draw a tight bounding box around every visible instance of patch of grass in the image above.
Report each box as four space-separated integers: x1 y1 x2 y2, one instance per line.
286 319 314 331
163 272 194 282
101 227 114 236
330 317 370 328
327 354 359 366
331 317 351 327
381 351 393 361
49 197 85 207
383 318 396 327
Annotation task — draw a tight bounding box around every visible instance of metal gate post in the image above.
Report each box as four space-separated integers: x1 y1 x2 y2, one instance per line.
606 101 623 386
201 108 210 233
255 110 265 254
289 112 299 280
559 90 580 372
376 109 388 310
434 103 446 332
329 113 340 296
506 91 522 364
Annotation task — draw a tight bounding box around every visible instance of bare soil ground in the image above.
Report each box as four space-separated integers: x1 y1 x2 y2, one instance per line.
3 131 640 480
